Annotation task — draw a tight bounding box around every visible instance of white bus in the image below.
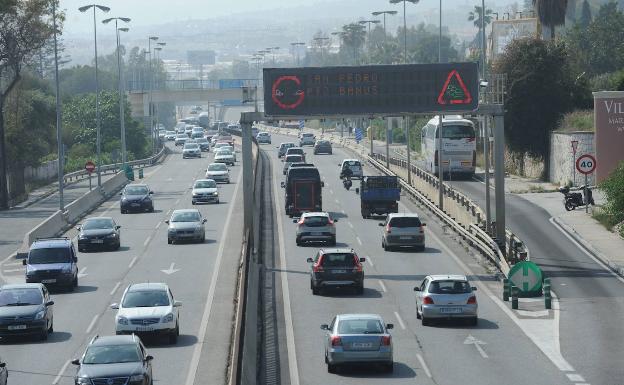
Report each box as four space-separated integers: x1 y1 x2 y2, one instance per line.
421 115 477 177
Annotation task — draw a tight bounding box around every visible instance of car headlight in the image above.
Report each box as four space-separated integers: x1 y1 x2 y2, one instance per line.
212 192 218 196
162 313 174 323
195 226 203 232
143 196 152 202
106 233 118 238
78 234 87 240
35 310 45 320
130 374 145 382
117 316 128 325
76 377 91 385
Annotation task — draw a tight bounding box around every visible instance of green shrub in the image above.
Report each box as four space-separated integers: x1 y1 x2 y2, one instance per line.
599 160 624 225
557 110 594 132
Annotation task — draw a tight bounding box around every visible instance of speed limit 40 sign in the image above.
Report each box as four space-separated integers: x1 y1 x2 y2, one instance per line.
576 154 596 175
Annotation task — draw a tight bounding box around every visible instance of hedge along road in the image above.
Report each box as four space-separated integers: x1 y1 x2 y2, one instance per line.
0 142 245 385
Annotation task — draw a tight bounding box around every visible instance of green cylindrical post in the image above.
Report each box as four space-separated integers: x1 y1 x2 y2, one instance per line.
544 279 552 309
139 168 144 179
503 278 510 301
511 286 519 310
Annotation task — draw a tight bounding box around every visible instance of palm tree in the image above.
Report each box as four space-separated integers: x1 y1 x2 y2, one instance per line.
340 23 366 65
468 5 493 28
532 0 568 39
390 0 420 64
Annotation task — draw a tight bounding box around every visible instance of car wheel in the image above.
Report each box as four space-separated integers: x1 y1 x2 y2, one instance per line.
469 317 478 326
149 206 154 213
116 242 121 251
168 238 172 245
201 235 205 243
169 323 179 344
356 284 364 295
192 201 196 205
327 363 337 373
312 283 320 296
384 362 394 373
416 306 422 319
40 327 48 341
120 209 126 214
329 237 336 246
73 276 78 288
417 245 425 252
421 315 430 326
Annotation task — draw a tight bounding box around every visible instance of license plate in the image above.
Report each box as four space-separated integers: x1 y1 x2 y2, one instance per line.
352 342 373 348
136 326 154 332
332 270 346 274
311 232 323 236
131 203 140 207
440 307 463 314
41 279 56 284
400 236 412 240
91 239 104 244
8 325 27 330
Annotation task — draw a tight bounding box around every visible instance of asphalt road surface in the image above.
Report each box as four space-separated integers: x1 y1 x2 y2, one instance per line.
0 143 244 385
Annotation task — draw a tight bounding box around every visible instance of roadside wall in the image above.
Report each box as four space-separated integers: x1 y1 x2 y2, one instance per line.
24 159 58 182
550 131 595 186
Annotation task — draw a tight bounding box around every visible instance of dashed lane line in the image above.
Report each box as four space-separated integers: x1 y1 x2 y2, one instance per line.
378 280 387 292
393 311 406 330
128 256 138 269
366 256 374 267
416 353 433 378
52 360 71 385
85 314 100 334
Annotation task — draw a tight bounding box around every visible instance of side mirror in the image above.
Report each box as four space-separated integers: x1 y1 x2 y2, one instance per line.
173 301 183 307
320 324 329 330
306 258 314 263
115 225 121 230
378 223 384 227
413 287 420 291
333 219 339 222
280 182 285 188
22 259 27 266
45 300 55 307
386 323 394 330
71 359 80 366
202 219 207 224
0 362 5 368
119 192 123 196
73 256 78 262
421 223 426 227
471 286 477 291
355 188 360 194
321 181 325 187
110 303 119 310
76 226 81 231
145 355 154 361
165 220 170 224
149 191 154 195
359 257 366 263
292 219 298 223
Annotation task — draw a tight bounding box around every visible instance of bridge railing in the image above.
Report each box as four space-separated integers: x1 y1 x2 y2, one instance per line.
127 79 261 92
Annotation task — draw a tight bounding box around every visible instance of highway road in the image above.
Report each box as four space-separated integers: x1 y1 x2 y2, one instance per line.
263 133 573 385
0 143 244 385
371 140 624 385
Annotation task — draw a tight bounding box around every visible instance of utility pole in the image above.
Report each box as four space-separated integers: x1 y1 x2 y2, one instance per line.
481 0 492 232
53 2 64 211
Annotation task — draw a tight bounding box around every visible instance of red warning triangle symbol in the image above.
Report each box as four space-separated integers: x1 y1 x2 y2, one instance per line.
437 69 473 105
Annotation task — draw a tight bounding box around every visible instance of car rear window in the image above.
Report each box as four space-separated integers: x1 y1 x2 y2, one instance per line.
389 217 421 228
287 148 304 155
285 155 303 162
338 319 384 334
320 253 356 266
302 133 314 137
428 280 471 294
303 216 329 226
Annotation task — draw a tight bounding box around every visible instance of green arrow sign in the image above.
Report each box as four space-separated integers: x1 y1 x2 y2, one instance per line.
508 261 543 296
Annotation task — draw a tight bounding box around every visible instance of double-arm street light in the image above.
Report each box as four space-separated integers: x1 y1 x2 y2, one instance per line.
358 20 380 53
264 47 280 65
290 42 306 66
312 37 330 63
372 10 398 43
390 0 419 64
78 3 110 188
102 17 130 168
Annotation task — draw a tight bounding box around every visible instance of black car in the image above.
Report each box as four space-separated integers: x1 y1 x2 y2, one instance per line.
307 248 365 295
73 335 153 385
0 283 54 341
77 217 121 252
313 140 333 155
120 184 154 214
195 138 210 152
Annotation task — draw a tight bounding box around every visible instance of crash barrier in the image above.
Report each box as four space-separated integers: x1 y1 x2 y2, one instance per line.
263 125 529 277
16 171 131 258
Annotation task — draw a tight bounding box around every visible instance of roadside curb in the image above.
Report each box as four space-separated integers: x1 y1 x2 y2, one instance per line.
551 216 624 278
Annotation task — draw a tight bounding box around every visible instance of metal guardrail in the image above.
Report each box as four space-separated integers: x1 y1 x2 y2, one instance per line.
63 145 168 184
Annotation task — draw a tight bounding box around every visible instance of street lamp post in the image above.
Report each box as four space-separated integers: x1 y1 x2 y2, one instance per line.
154 44 165 135
358 20 380 54
102 17 130 168
372 10 398 46
290 42 305 66
148 36 159 154
312 37 329 64
52 1 64 211
79 3 111 188
390 0 420 64
481 0 492 231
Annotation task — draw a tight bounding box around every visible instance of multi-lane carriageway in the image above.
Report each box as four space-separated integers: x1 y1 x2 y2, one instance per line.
1 134 619 385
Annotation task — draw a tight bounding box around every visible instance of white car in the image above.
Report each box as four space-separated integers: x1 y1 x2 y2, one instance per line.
192 179 219 204
214 149 235 165
256 132 272 144
165 131 177 141
182 143 201 158
111 282 182 344
175 134 188 146
219 145 237 161
206 162 230 183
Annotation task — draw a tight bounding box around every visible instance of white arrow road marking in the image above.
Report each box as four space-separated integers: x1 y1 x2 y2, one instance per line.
2 268 22 273
161 263 181 275
464 335 488 358
77 267 88 278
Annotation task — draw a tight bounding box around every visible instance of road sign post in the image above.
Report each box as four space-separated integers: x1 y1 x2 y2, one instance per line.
576 154 596 214
85 161 95 191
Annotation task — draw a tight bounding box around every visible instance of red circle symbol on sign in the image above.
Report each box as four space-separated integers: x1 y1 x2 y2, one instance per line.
271 75 305 110
576 154 596 175
85 161 96 173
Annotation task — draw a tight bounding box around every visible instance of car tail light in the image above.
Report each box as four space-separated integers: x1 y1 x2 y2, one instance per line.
386 224 391 234
353 255 363 272
381 335 392 346
297 218 305 226
467 296 477 304
327 218 334 226
423 296 434 305
331 335 342 346
313 255 324 272
467 137 476 142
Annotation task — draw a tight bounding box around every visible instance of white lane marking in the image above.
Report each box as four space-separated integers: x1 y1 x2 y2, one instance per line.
464 335 488 358
566 374 585 382
378 280 387 292
161 262 181 275
85 314 100 334
77 267 88 278
516 310 550 317
416 353 433 378
143 235 151 247
272 158 301 385
110 281 122 296
393 311 406 330
128 256 138 269
4 261 24 266
550 217 624 284
355 236 362 245
52 360 71 385
366 256 374 267
2 268 22 273
185 163 243 385
0 253 19 285
175 199 181 205
155 221 161 229
347 222 354 229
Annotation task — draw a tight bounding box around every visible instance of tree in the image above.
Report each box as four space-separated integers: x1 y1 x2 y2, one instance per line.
533 0 568 39
494 38 580 177
579 0 592 27
600 161 624 225
0 0 57 208
468 5 494 29
339 23 366 65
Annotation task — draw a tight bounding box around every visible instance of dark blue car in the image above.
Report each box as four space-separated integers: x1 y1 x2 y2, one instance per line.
23 238 78 291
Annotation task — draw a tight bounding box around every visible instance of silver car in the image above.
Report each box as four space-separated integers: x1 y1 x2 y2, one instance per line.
414 274 478 326
321 314 394 373
294 212 337 246
299 132 316 146
205 162 230 183
191 179 219 205
214 149 235 166
182 143 201 158
380 213 426 251
283 154 304 175
166 209 207 244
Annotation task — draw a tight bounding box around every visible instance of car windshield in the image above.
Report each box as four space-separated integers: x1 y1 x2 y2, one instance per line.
285 155 303 163
28 247 71 264
303 216 330 227
288 149 304 155
344 161 361 168
428 280 472 294
196 138 208 143
320 253 356 267
83 345 141 364
217 149 232 155
82 218 114 230
184 144 199 149
122 290 170 308
171 211 201 222
0 288 43 306
177 134 187 138
338 319 384 334
317 141 329 145
389 217 421 227
438 124 475 139
125 186 148 195
195 180 217 189
166 131 175 135
208 164 227 171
